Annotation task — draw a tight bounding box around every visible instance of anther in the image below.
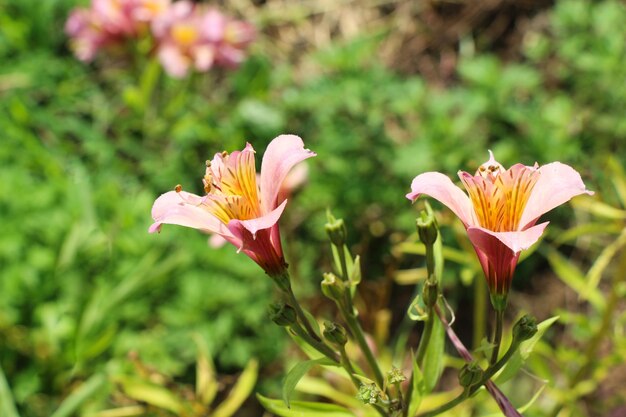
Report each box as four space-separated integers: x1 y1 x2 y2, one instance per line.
175 184 183 193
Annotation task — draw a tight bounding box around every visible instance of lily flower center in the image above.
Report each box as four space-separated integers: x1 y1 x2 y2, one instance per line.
461 153 540 232
177 147 261 225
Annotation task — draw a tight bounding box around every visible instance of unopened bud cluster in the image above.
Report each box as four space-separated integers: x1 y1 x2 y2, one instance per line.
458 363 484 388
325 214 348 247
268 302 297 327
387 367 407 385
513 314 538 342
323 321 348 347
357 383 382 405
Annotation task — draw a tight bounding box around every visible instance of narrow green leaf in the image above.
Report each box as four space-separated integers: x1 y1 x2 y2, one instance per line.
282 358 335 408
116 376 184 415
0 363 20 417
257 394 355 417
51 374 107 417
543 247 604 311
571 196 626 220
586 228 626 292
194 334 218 406
408 353 425 417
607 156 626 208
422 315 445 393
296 376 366 411
212 359 258 417
494 316 559 384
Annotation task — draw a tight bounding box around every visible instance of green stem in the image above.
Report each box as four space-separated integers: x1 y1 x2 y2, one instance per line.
342 309 386 389
285 284 322 342
473 276 487 349
403 307 434 417
289 324 338 363
418 389 468 417
490 309 504 365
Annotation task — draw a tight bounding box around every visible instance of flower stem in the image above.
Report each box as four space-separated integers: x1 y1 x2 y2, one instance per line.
403 306 434 417
490 308 504 365
284 281 322 342
289 323 339 363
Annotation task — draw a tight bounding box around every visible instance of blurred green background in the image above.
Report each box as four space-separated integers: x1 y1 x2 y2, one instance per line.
1 0 625 416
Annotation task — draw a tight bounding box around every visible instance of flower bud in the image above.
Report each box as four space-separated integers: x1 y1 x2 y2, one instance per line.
422 280 439 308
357 383 381 405
513 314 538 343
323 321 348 347
321 272 345 302
325 212 347 247
387 367 407 385
458 362 484 388
416 210 438 246
268 302 297 327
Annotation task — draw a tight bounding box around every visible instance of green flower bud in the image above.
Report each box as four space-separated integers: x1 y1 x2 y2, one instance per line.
422 280 439 308
387 367 407 385
325 212 347 247
321 272 345 302
416 210 438 246
268 302 297 327
513 314 538 343
458 362 484 388
357 383 381 405
323 321 348 346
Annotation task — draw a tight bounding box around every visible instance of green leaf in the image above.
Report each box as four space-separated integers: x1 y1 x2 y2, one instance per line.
0 363 20 417
543 247 604 311
408 353 425 417
194 334 218 406
212 359 259 417
257 394 355 417
282 358 335 408
586 227 626 293
296 376 366 411
495 316 559 384
51 374 108 417
116 376 185 415
422 315 445 393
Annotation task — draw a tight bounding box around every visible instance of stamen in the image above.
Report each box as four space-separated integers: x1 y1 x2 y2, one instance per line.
175 184 183 193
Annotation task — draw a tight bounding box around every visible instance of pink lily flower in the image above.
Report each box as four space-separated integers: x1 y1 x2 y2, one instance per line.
406 151 592 309
149 135 316 277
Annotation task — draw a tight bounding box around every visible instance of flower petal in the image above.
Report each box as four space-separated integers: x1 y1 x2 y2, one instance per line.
467 222 549 255
228 199 287 239
149 190 234 239
260 135 316 213
406 172 476 227
519 162 593 228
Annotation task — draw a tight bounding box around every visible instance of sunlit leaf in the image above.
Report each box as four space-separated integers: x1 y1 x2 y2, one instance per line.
571 196 626 220
586 228 626 292
296 376 365 411
212 359 258 417
257 394 355 417
282 358 336 408
116 376 184 415
194 334 218 406
543 247 604 311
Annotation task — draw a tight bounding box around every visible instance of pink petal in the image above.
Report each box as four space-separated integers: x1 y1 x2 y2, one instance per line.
228 199 288 240
520 162 593 228
467 222 549 255
406 172 476 227
149 190 234 239
260 135 316 214
158 44 190 78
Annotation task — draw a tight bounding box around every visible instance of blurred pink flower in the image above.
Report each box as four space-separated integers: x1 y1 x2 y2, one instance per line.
65 0 170 61
406 151 592 309
151 3 255 77
149 135 315 276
